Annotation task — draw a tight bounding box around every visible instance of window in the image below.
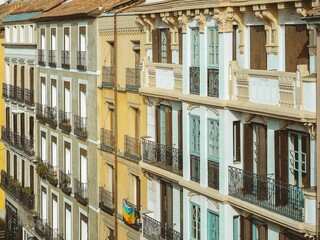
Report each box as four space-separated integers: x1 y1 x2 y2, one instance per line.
52 194 58 233
232 25 238 61
208 119 219 162
156 105 172 146
51 79 57 108
63 27 70 52
51 28 56 51
41 186 47 221
40 28 46 50
41 77 46 105
80 148 87 184
191 28 200 66
250 26 266 70
13 26 17 43
152 28 172 63
13 155 17 180
5 26 9 42
64 142 71 174
21 160 25 187
64 81 71 113
233 121 240 162
51 136 57 167
207 211 219 240
80 214 88 240
79 26 86 52
6 150 10 174
65 203 72 240
208 27 219 67
30 165 34 193
29 25 33 43
79 84 87 118
288 132 310 188
233 216 240 240
190 115 200 155
20 25 24 43
190 203 200 240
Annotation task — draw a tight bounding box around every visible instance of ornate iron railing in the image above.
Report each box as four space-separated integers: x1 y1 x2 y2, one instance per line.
61 50 70 69
207 68 219 97
74 179 88 206
190 66 200 95
35 218 48 238
44 106 57 127
100 128 114 153
190 154 200 183
228 166 304 221
99 187 114 214
47 163 58 187
38 49 46 66
48 50 57 67
9 84 16 100
126 68 140 91
21 190 35 210
142 139 183 175
1 126 10 144
58 110 71 132
2 83 8 98
7 178 22 201
13 131 23 150
74 115 87 139
208 161 219 190
0 170 8 190
102 66 114 88
77 51 87 71
143 215 181 240
24 136 34 156
59 170 72 195
36 103 46 120
16 86 24 103
46 225 64 240
24 88 34 106
124 135 141 162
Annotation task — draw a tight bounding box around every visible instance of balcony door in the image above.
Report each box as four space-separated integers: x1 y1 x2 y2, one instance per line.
80 214 88 240
250 26 266 70
41 187 47 221
41 132 47 161
51 79 57 108
52 194 58 232
51 136 57 167
41 77 46 105
64 82 70 113
79 84 86 121
156 105 172 146
65 203 72 240
160 181 173 232
64 142 71 175
80 149 87 184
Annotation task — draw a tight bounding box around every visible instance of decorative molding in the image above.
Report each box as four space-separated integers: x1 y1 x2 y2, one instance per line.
187 104 200 112
99 29 143 36
207 107 219 116
233 10 244 54
208 199 220 209
194 12 207 33
178 12 189 33
304 123 316 139
213 7 234 33
161 12 179 47
295 1 307 17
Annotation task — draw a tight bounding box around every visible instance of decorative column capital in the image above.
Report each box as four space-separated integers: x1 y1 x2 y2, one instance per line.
213 7 234 33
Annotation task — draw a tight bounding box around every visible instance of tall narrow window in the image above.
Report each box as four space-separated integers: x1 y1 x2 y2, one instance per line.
51 136 57 168
64 81 70 113
190 115 200 155
41 77 46 105
152 29 171 63
208 211 219 240
62 27 70 68
13 26 17 43
64 142 71 174
233 121 240 162
208 27 219 67
232 25 238 61
13 155 17 180
41 186 47 221
29 67 34 92
20 26 24 43
65 203 72 240
80 214 88 240
21 160 25 187
51 28 56 51
250 26 266 70
190 203 201 240
20 66 25 97
79 26 86 52
52 194 58 232
80 148 87 184
191 28 200 66
79 84 86 119
30 165 34 193
50 28 57 66
40 28 46 50
41 131 47 161
233 216 240 240
29 25 33 43
208 119 219 162
6 150 10 174
51 79 57 108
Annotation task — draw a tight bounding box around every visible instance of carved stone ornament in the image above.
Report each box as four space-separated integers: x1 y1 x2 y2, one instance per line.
194 12 207 33
178 13 189 33
213 7 234 33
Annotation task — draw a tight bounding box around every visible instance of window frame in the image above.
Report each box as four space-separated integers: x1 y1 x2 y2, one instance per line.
190 202 201 240
207 26 219 68
207 118 219 162
207 210 219 240
190 28 200 67
190 115 200 156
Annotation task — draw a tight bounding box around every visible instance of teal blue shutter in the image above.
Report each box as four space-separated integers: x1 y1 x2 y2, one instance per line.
190 115 200 155
191 28 200 66
208 211 219 240
233 216 239 240
190 202 201 240
208 119 219 162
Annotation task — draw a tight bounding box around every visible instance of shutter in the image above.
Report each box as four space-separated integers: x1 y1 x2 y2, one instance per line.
29 116 34 140
30 165 34 192
250 26 266 70
21 66 25 89
30 67 34 91
178 110 183 152
156 106 160 144
243 124 253 194
14 65 17 87
233 121 241 162
257 125 267 176
13 114 17 134
240 216 252 240
160 181 166 226
179 28 183 64
279 232 287 240
6 150 10 174
165 107 172 147
166 183 173 228
14 155 17 180
21 160 25 187
258 223 267 240
20 113 25 141
136 177 141 212
6 107 10 129
233 25 238 61
152 29 160 63
166 29 172 64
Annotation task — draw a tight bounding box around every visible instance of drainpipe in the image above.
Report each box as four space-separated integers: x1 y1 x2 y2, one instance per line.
112 1 143 239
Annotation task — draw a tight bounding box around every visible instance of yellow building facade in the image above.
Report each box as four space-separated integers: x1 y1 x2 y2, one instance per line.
97 11 147 240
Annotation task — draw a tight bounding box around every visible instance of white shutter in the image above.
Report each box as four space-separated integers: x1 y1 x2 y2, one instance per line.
81 219 87 240
65 146 71 174
41 135 46 161
51 82 57 108
65 207 72 240
52 197 58 231
52 140 57 166
80 154 87 184
41 190 47 220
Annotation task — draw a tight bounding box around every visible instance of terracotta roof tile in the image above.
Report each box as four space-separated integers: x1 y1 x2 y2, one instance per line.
11 0 64 14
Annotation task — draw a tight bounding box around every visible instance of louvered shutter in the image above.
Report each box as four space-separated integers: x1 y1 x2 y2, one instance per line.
243 124 253 194
240 216 252 240
156 106 160 144
6 150 10 174
250 26 266 70
22 160 25 187
152 29 160 62
30 67 34 91
166 29 172 64
303 134 310 188
167 183 173 228
166 107 172 147
257 125 268 200
258 223 268 240
30 165 34 192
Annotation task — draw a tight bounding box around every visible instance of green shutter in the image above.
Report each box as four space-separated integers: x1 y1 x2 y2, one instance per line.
208 211 219 240
190 115 200 155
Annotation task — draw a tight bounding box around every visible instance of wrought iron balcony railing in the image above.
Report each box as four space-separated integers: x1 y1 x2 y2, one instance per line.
47 163 58 187
9 84 16 100
102 66 114 88
2 83 8 98
21 190 35 210
124 135 141 162
77 51 87 71
44 106 57 128
1 126 11 144
142 215 181 240
7 177 22 201
0 170 8 190
48 50 57 67
74 115 87 139
142 139 183 176
38 49 46 66
228 166 304 222
36 103 46 121
16 86 24 103
190 154 200 183
100 128 114 153
208 161 219 190
35 218 49 238
59 110 71 132
59 170 72 195
99 187 114 214
74 179 88 206
61 50 70 69
126 68 140 92
24 136 34 156
24 88 34 106
36 158 48 179
190 66 200 95
207 68 219 97
46 224 64 240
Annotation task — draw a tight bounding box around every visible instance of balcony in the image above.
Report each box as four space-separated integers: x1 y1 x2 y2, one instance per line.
126 68 140 92
229 62 316 113
44 106 57 128
141 60 182 98
38 49 46 66
35 218 48 238
21 189 35 210
2 83 8 99
124 135 141 163
74 115 87 139
142 139 182 176
16 86 24 103
24 136 34 156
190 66 200 95
1 127 24 151
24 88 34 106
77 51 87 71
36 103 46 122
229 166 304 222
48 50 57 67
46 224 64 240
102 66 114 88
61 50 70 69
0 170 8 190
74 179 88 206
9 84 16 100
59 170 72 195
142 215 181 240
99 187 114 215
190 154 200 183
100 128 114 153
208 68 219 97
208 161 219 190
47 163 58 187
36 158 48 179
1 126 12 145
123 199 141 231
58 110 71 133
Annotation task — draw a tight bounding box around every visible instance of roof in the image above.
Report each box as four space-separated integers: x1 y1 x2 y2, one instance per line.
11 0 64 14
0 1 24 22
2 11 42 22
